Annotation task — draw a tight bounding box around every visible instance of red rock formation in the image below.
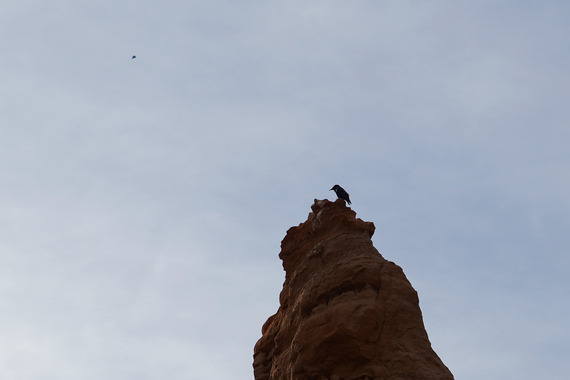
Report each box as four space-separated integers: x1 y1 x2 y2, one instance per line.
253 199 454 380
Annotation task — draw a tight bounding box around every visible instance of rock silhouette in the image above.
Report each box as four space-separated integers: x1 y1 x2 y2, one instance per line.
253 199 454 380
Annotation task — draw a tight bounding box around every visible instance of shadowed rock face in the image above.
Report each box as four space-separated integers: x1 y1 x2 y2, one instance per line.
253 199 454 380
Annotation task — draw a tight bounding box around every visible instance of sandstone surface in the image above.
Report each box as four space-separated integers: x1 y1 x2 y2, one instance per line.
253 199 454 380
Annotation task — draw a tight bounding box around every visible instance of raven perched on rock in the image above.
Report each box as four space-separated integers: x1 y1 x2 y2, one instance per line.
330 184 351 205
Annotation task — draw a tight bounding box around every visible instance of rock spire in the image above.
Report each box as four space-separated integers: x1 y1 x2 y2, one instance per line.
253 199 454 380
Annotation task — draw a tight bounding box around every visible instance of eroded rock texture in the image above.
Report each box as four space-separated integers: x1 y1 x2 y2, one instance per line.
253 199 453 380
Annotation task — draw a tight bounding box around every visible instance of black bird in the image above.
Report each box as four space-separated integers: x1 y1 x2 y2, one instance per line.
132 55 136 59
330 184 351 205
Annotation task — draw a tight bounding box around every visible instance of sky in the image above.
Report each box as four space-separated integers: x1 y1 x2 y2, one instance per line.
1 1 569 379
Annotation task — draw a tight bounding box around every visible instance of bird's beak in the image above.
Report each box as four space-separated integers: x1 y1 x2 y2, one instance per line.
329 187 333 191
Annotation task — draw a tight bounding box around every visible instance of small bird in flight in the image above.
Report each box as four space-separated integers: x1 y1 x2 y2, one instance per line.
330 184 351 205
132 55 136 59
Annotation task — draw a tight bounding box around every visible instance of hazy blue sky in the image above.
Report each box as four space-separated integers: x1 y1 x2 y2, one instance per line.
1 1 569 379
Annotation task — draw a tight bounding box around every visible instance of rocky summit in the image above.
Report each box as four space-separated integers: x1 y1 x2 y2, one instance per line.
253 199 454 380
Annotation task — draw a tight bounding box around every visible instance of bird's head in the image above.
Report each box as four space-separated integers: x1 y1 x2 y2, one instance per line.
330 185 339 191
